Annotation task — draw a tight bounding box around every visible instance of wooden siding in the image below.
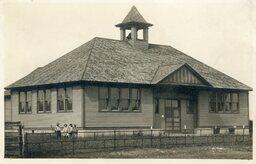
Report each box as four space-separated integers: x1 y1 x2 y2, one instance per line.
10 87 83 128
4 97 12 122
197 91 249 127
161 66 204 85
84 86 153 128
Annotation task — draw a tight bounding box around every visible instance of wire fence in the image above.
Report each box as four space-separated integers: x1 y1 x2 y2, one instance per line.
24 129 252 158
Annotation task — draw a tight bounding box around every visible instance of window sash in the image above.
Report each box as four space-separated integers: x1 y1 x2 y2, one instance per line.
57 88 72 112
99 87 141 112
209 92 239 113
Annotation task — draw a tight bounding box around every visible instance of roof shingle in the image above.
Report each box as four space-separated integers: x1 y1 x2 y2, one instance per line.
6 37 252 91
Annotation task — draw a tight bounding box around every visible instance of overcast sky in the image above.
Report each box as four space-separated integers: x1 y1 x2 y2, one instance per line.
2 0 255 118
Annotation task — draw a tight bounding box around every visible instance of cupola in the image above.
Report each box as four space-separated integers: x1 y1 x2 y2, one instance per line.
116 6 153 50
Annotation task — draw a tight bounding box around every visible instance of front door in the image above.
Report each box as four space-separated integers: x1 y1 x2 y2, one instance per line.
164 99 181 131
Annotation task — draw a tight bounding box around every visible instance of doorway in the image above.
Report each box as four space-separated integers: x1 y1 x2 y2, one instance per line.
164 99 181 131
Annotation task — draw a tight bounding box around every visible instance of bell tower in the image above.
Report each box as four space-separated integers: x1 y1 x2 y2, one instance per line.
115 6 153 50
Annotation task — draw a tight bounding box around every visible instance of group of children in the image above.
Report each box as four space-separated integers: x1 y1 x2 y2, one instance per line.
55 123 78 139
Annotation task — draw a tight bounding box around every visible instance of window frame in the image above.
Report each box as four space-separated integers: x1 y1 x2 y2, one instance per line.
37 89 52 113
19 91 32 114
98 87 141 113
57 87 73 112
208 91 239 114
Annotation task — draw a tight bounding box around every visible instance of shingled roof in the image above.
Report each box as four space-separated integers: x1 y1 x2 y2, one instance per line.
6 37 252 91
116 6 153 27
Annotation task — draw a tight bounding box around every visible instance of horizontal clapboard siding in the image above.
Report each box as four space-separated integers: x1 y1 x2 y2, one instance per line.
11 87 83 128
197 91 249 127
84 86 153 128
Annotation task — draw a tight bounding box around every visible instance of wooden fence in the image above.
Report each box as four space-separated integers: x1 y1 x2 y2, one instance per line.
24 129 252 158
5 122 23 158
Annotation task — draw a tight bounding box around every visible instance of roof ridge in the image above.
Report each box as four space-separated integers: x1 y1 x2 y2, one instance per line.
80 38 97 80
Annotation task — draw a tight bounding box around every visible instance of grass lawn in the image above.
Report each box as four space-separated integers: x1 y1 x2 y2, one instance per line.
46 145 252 159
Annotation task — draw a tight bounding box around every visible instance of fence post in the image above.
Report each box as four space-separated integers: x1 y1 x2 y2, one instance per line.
18 124 23 157
243 125 245 143
72 135 75 156
150 130 153 148
114 130 116 150
24 133 28 158
184 128 187 146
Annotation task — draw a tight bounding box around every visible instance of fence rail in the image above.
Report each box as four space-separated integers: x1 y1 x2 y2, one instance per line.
24 129 252 158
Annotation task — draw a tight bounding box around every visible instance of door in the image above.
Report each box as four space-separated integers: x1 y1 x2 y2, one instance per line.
164 99 181 131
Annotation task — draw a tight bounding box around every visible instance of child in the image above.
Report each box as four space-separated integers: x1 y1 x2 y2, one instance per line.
62 124 68 138
55 123 61 140
73 124 78 138
67 124 73 139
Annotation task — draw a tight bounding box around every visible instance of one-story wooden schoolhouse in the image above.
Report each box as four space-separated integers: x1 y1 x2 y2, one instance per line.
5 6 252 134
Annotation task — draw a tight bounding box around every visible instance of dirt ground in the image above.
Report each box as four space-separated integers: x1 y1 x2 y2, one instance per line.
64 145 252 159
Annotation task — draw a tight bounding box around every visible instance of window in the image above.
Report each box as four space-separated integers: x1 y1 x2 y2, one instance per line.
130 88 141 111
19 91 32 114
57 87 72 112
98 87 141 112
109 88 119 111
45 90 51 112
155 99 159 114
120 88 129 111
26 91 32 113
37 89 51 113
65 88 72 111
209 92 239 113
37 90 44 112
19 92 26 113
209 92 216 112
99 87 108 111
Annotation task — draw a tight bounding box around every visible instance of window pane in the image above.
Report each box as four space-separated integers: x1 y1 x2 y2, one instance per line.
27 101 32 113
45 89 51 101
232 103 239 112
223 93 231 102
65 99 72 111
110 88 119 99
109 99 118 111
38 90 44 101
155 99 159 114
209 102 216 112
27 91 32 102
120 88 129 99
45 101 51 112
38 101 44 112
19 102 25 113
172 100 178 108
165 100 171 107
66 87 72 99
99 87 108 99
99 99 108 111
224 103 231 112
58 88 65 100
58 100 64 111
131 89 138 99
209 92 216 102
20 92 26 102
120 99 129 110
217 102 224 112
130 99 140 111
232 93 238 102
